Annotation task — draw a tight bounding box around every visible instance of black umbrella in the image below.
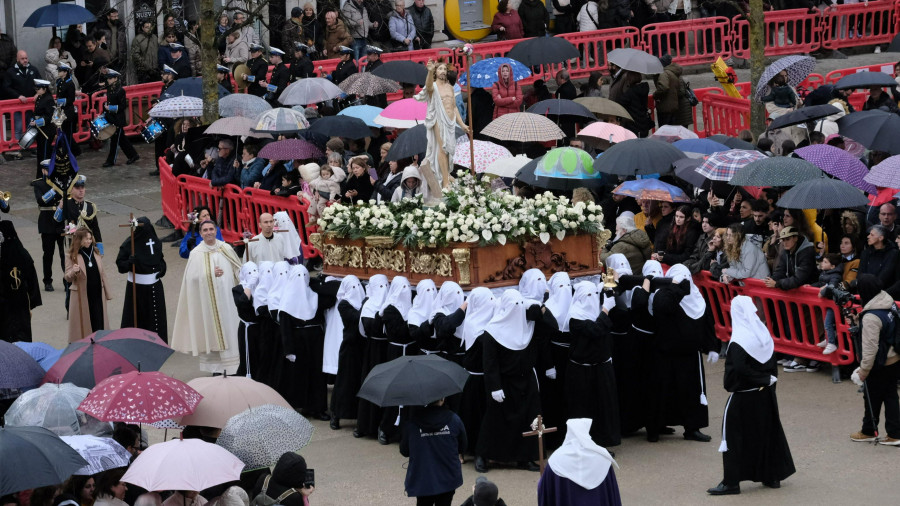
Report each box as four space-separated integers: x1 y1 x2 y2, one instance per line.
0 426 88 495
371 61 428 86
837 109 900 155
526 99 595 120
309 115 372 139
776 176 869 209
515 156 611 190
507 37 580 66
834 71 898 90
766 104 842 131
673 157 706 187
729 157 823 187
161 77 230 99
593 138 684 176
357 355 469 407
707 134 757 151
385 124 465 161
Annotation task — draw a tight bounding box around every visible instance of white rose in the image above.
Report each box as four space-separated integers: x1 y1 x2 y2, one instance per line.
549 214 558 222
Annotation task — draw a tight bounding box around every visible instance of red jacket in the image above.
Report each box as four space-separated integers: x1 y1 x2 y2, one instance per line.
491 64 523 119
491 10 524 40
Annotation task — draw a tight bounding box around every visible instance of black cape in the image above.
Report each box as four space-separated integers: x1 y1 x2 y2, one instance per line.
116 217 167 341
0 221 41 342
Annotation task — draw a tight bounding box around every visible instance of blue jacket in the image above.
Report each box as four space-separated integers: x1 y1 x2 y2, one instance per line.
240 158 267 189
399 405 466 497
179 227 224 259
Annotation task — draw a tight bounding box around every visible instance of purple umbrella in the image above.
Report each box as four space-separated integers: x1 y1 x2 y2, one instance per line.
794 144 876 193
258 139 323 161
0 341 46 389
865 154 900 189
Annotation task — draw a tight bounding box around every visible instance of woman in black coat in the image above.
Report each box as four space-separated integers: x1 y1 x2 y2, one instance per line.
341 156 375 204
658 205 703 266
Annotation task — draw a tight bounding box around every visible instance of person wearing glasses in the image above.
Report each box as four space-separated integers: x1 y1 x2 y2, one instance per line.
199 139 237 188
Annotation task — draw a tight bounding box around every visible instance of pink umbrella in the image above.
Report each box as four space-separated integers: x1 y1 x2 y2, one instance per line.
258 138 323 161
453 136 512 173
374 98 427 129
578 122 637 144
78 371 202 424
122 438 244 491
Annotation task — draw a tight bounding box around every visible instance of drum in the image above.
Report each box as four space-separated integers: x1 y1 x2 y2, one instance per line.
90 116 116 140
19 127 39 149
139 119 166 143
233 63 251 93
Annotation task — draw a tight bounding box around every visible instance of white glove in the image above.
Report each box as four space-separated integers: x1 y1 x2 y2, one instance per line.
706 352 719 364
601 294 616 312
769 375 777 386
851 368 864 386
491 389 505 403
545 368 557 380
285 354 297 363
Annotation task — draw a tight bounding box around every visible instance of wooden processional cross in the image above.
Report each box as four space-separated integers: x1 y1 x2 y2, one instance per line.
232 229 290 261
523 414 557 475
118 213 144 326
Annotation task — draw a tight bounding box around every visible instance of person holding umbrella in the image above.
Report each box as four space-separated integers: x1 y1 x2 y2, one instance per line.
400 397 467 506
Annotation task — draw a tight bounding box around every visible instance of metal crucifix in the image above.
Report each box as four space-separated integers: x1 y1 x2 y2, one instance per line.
523 414 557 475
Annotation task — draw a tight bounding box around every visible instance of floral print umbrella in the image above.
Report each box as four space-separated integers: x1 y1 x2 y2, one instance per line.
754 55 817 102
613 179 692 203
77 371 202 424
453 136 512 173
458 57 531 87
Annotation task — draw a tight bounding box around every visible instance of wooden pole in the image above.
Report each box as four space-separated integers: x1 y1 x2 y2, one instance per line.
118 213 143 326
463 48 476 179
523 414 557 475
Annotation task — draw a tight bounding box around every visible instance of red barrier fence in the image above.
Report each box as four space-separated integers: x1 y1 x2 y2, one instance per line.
642 16 733 67
821 0 898 50
697 93 751 138
824 62 897 84
732 8 824 59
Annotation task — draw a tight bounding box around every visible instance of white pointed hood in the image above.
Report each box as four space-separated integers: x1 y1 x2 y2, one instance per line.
266 261 292 312
380 276 412 318
666 263 705 320
279 264 318 320
729 295 774 363
360 274 390 332
239 261 260 291
518 268 547 306
548 418 618 490
485 289 533 351
461 287 496 350
252 261 275 312
544 271 573 331
408 279 438 326
566 281 601 324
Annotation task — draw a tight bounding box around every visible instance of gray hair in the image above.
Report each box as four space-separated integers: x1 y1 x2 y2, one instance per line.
556 69 569 81
327 152 343 165
616 214 636 233
218 138 235 150
870 224 888 239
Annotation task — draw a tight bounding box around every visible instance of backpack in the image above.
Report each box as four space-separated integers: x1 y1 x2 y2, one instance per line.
250 475 299 506
861 306 900 368
682 79 699 107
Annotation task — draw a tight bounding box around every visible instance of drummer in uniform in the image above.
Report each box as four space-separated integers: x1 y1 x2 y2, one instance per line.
245 44 269 97
168 43 192 79
55 63 80 157
31 158 72 292
290 43 315 81
150 65 178 177
54 175 103 254
217 65 234 94
265 47 290 106
364 46 387 108
331 46 357 85
102 69 140 167
30 79 56 179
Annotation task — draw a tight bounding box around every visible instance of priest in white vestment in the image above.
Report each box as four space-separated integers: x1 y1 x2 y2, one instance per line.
247 213 290 264
171 220 243 374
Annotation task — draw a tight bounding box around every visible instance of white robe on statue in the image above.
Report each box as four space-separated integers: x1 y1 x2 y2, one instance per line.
247 232 289 264
415 81 458 189
171 239 243 374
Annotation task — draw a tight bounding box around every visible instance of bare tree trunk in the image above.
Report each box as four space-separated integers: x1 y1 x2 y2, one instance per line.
201 0 219 124
748 0 766 139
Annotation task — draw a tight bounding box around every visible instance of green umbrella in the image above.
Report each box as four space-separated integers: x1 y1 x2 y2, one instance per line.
538 147 597 178
729 157 823 187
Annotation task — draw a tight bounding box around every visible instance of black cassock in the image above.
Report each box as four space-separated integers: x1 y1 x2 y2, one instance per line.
331 300 364 420
534 309 565 449
609 291 642 435
568 314 621 448
720 343 795 486
650 283 716 432
357 310 388 437
116 217 167 341
381 304 417 438
627 286 658 436
231 285 259 377
477 303 543 462
459 332 486 456
279 284 334 414
0 221 42 343
255 305 280 389
431 308 465 412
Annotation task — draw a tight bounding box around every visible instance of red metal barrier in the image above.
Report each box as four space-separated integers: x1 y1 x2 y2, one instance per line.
822 0 898 50
177 175 244 243
91 81 163 137
0 97 36 153
694 271 736 340
697 93 750 137
641 16 733 67
733 9 823 59
824 63 897 84
159 157 185 232
558 27 642 80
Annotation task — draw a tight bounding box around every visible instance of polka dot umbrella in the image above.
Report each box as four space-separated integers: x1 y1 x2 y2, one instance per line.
453 136 512 173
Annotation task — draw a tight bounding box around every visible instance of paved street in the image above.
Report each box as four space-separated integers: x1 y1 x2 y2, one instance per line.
2 52 898 504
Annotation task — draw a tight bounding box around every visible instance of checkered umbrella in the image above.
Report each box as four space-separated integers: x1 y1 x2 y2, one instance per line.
729 156 823 187
338 72 400 97
482 112 564 142
695 149 767 181
795 144 876 193
754 55 817 102
148 96 203 118
864 154 900 189
453 136 512 173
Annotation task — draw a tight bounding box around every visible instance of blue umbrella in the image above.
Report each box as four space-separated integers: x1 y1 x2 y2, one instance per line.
338 105 384 128
673 139 730 158
0 341 46 389
162 77 230 99
458 57 531 88
24 4 95 28
14 342 63 372
613 179 692 203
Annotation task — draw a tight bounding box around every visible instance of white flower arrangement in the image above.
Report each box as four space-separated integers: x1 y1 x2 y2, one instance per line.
319 171 605 248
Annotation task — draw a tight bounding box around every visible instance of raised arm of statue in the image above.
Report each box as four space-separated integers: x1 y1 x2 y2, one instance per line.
425 59 436 96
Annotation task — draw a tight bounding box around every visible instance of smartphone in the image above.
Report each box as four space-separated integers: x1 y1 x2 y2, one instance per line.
303 468 315 488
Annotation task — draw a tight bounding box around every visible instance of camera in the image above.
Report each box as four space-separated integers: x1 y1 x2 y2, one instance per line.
821 285 854 307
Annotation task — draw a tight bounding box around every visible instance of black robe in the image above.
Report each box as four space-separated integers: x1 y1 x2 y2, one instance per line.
116 217 167 341
278 289 333 413
534 309 566 449
609 291 641 435
477 304 542 462
0 221 41 342
255 306 280 389
357 310 388 437
331 300 364 419
567 315 621 448
625 286 657 435
720 343 795 486
232 285 259 378
459 333 486 455
433 308 466 413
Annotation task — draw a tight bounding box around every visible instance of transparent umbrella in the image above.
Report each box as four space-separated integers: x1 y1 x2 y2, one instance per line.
5 383 111 437
219 94 271 118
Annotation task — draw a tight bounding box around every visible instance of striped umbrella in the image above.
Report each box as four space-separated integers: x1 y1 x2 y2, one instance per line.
695 149 767 181
258 138 323 161
795 144 876 193
865 155 900 188
729 156 823 187
338 72 400 97
374 98 427 129
482 112 564 142
453 136 512 173
578 122 636 144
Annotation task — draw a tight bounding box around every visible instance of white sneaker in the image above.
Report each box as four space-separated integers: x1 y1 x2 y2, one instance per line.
824 343 838 355
875 46 882 54
776 358 790 365
784 361 806 373
817 340 827 348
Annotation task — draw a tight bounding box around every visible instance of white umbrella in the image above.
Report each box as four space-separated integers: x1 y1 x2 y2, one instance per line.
4 383 110 437
122 438 244 491
279 78 343 106
148 96 203 118
486 154 532 178
60 435 131 476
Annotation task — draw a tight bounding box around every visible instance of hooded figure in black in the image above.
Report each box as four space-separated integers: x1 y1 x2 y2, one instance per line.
252 452 313 506
0 220 42 342
115 216 167 341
